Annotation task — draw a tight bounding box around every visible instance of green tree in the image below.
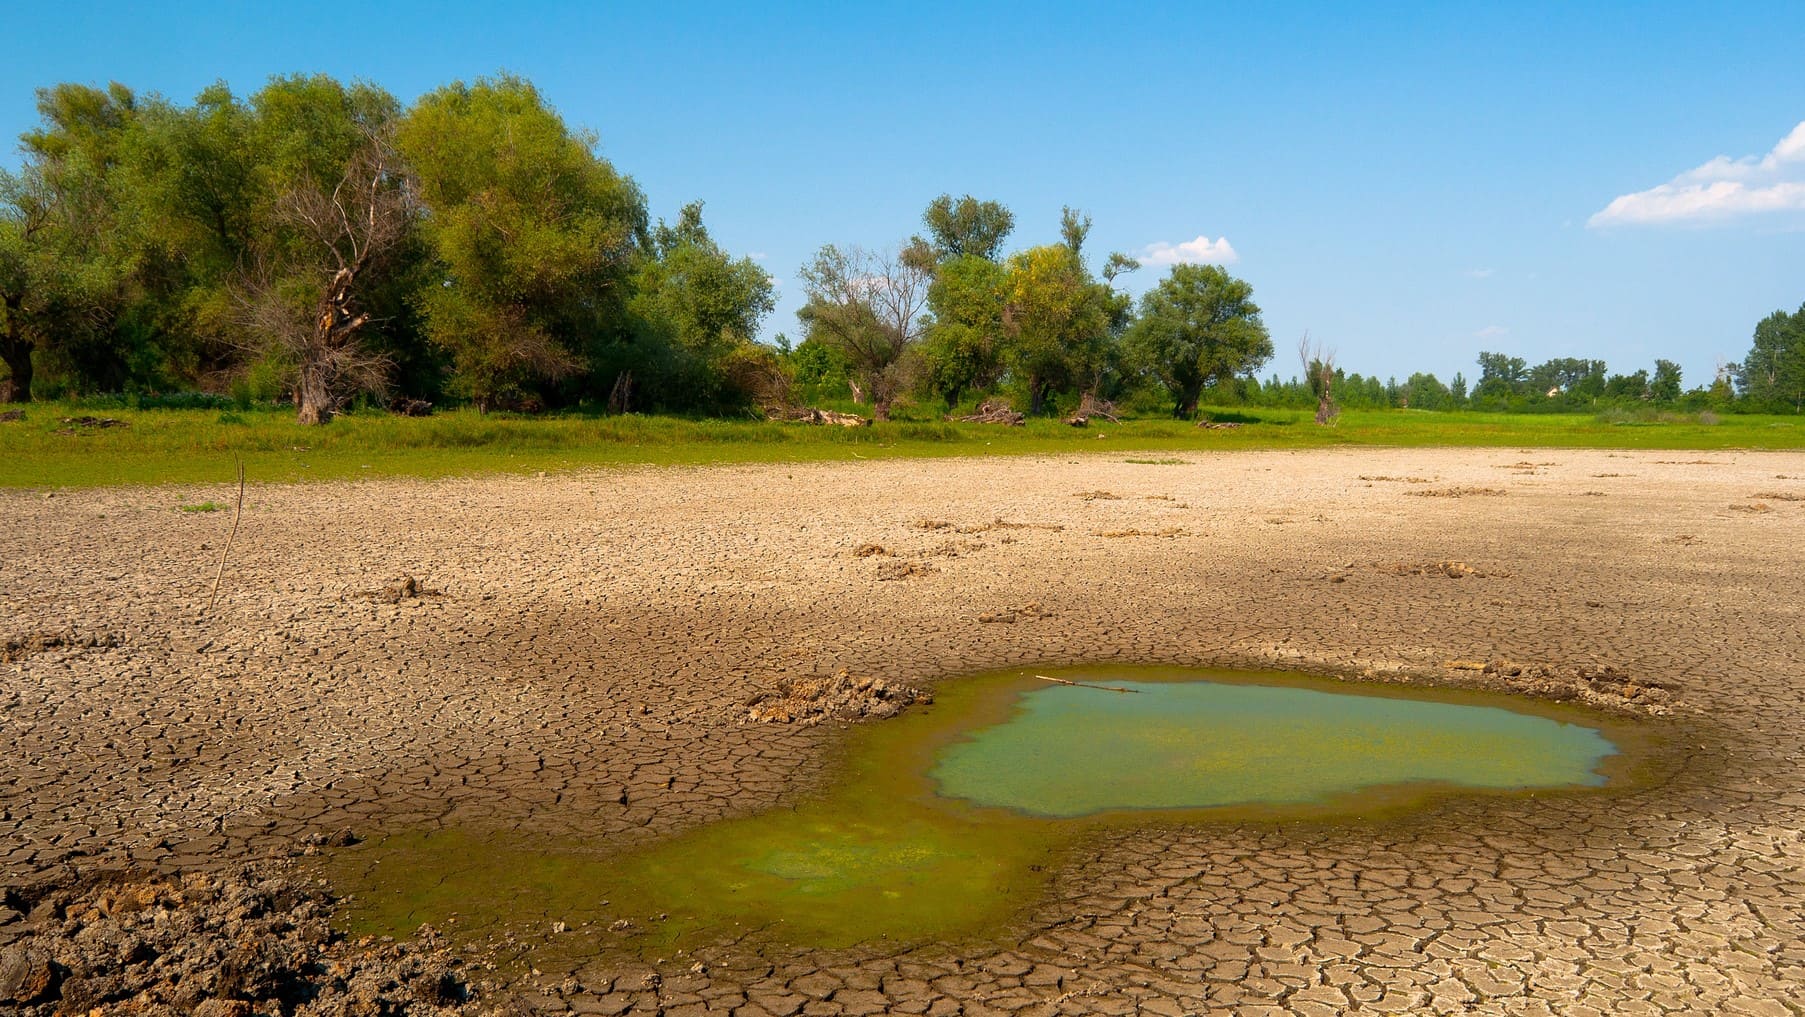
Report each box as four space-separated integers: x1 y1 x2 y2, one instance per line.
1650 359 1683 403
919 254 1007 407
1739 306 1805 412
1401 371 1451 410
999 243 1107 415
1604 369 1649 400
919 194 1014 262
1475 351 1528 400
1121 263 1272 418
628 200 775 409
2 83 146 399
399 75 647 412
1528 357 1606 399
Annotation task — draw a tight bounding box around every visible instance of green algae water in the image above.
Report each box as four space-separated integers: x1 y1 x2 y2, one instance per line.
932 679 1615 816
325 668 1627 955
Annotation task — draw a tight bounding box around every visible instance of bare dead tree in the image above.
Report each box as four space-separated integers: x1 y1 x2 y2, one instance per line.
1298 332 1339 425
796 241 934 421
240 126 414 425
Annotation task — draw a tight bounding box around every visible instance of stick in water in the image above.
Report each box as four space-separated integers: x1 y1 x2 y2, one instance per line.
1032 674 1140 693
207 459 245 613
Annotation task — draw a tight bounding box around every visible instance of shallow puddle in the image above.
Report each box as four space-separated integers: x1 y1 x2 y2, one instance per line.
933 679 1614 816
325 667 1633 955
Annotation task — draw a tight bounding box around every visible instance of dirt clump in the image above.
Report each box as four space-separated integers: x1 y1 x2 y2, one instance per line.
1406 486 1507 498
876 560 938 581
851 543 889 557
361 575 443 604
978 602 1055 624
0 864 479 1016
743 670 929 726
1751 491 1804 501
1373 560 1509 579
1073 490 1121 501
0 410 24 423
1443 659 1676 708
1092 527 1190 539
1 630 118 663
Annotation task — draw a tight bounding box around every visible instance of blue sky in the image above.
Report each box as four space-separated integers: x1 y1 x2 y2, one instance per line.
5 2 1803 388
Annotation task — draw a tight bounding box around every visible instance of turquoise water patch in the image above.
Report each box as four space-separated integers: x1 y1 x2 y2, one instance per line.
931 680 1616 817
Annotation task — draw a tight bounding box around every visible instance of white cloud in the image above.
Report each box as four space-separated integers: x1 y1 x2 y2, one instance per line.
1590 121 1805 226
1141 235 1238 266
1474 325 1509 338
1464 267 1495 279
749 251 768 261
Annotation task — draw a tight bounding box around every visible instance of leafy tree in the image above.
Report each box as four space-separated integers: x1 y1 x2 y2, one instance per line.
1604 369 1649 400
1528 357 1606 399
1121 263 1272 418
1739 306 1805 411
1450 372 1469 406
919 254 1007 407
1650 359 1683 403
919 194 1014 262
1058 206 1091 257
1402 371 1451 410
999 243 1107 414
1475 351 1528 399
796 241 933 420
1 83 145 399
629 200 775 409
399 75 647 412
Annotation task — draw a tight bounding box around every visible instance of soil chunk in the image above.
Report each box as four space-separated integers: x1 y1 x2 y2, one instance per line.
744 670 929 726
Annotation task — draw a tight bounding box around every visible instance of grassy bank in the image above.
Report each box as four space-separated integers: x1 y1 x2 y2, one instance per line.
1 402 1799 488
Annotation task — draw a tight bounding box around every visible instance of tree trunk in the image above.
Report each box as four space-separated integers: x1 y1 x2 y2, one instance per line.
873 398 892 422
295 362 334 425
1175 387 1200 419
1027 376 1045 416
0 336 33 404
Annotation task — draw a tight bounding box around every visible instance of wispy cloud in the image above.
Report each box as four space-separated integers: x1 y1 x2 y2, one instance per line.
1141 235 1238 266
1464 268 1495 279
1590 121 1805 226
1474 325 1509 338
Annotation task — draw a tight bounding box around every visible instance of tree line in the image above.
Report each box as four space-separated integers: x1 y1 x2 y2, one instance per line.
0 74 775 422
2 72 1800 422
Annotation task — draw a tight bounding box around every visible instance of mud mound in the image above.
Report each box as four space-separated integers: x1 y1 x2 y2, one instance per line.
743 670 929 726
0 864 478 1016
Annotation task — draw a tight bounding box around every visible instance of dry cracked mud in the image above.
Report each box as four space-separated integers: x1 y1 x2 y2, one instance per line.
3 447 1804 1015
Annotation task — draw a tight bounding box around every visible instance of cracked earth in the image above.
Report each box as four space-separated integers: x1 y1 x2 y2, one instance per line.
3 447 1803 1015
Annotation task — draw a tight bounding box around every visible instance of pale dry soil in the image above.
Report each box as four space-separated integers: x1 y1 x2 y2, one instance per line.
4 448 1804 1016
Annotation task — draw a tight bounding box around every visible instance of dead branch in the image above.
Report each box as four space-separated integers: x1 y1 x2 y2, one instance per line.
1032 674 1140 693
1064 393 1121 427
206 460 246 614
952 399 1025 425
